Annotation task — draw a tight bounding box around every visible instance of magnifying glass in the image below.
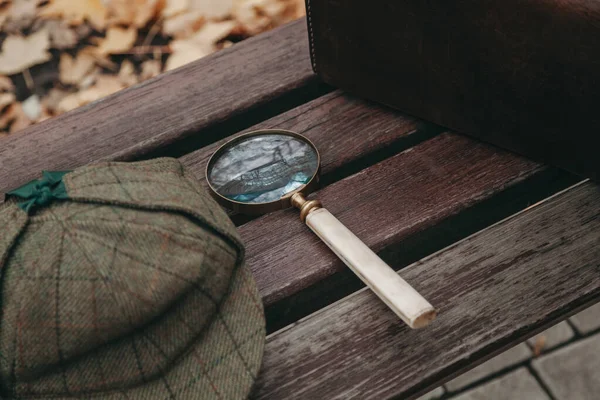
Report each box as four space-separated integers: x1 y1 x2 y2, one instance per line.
206 129 436 329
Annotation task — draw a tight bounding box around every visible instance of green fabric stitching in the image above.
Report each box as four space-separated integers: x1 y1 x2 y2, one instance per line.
7 171 71 214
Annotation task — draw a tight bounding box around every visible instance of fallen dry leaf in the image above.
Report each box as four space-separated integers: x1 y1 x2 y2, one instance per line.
36 105 52 122
79 46 118 71
0 2 8 30
21 94 42 120
0 105 12 131
271 0 305 22
189 20 236 45
118 60 138 86
532 335 547 357
75 22 92 40
59 52 96 85
78 68 102 89
0 29 52 75
58 74 125 112
94 27 137 55
9 107 33 132
0 92 16 109
291 0 306 19
166 40 212 71
39 0 107 30
0 102 32 133
81 75 125 101
43 87 71 113
34 19 78 49
189 0 233 19
106 0 161 28
162 0 189 18
56 94 81 113
140 59 162 81
2 0 41 33
162 10 204 38
0 76 15 92
233 0 290 35
232 2 271 35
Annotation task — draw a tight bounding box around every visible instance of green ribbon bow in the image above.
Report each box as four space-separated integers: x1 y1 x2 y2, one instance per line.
7 171 71 214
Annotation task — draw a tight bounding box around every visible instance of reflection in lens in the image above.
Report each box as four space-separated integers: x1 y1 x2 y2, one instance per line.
208 134 319 204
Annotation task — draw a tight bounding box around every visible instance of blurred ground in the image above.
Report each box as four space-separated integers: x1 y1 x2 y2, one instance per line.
0 0 306 135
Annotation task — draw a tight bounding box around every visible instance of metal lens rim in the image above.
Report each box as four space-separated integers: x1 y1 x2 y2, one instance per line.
205 129 321 215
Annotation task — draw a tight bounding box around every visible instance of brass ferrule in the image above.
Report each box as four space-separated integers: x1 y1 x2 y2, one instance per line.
291 193 322 222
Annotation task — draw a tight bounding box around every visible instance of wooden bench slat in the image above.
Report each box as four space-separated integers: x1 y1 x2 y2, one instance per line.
0 20 316 194
254 181 600 400
243 132 546 309
179 91 430 194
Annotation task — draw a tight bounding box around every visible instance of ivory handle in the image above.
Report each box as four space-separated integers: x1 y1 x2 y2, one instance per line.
305 208 436 328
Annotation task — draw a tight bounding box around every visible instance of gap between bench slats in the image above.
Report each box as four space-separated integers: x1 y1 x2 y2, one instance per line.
241 132 574 311
0 19 322 194
254 181 600 400
179 90 439 202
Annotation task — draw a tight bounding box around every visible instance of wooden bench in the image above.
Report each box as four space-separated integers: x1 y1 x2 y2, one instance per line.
1 19 598 399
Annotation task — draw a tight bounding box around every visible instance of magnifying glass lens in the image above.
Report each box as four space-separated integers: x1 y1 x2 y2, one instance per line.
208 134 319 204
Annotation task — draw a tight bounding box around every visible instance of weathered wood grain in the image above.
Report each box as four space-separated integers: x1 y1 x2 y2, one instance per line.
243 132 548 309
254 181 600 400
179 90 434 189
0 19 320 194
178 91 435 226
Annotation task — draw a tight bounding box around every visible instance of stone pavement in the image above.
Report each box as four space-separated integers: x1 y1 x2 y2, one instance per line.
418 302 600 400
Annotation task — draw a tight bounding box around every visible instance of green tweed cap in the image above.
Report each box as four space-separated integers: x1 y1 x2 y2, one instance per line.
0 158 266 399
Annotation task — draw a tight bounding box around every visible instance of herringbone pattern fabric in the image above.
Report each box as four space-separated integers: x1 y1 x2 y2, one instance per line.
0 159 266 399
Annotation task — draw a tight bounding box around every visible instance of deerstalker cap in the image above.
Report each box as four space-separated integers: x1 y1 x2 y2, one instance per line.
0 158 265 399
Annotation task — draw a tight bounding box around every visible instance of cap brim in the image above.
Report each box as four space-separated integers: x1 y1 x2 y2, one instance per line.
59 264 266 400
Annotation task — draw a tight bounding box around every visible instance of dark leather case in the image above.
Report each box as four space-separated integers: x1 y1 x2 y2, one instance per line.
306 0 600 181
